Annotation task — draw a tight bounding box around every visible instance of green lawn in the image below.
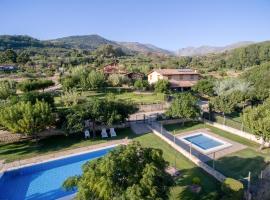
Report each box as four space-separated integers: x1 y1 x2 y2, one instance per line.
55 89 166 106
0 128 136 163
134 133 221 200
164 122 270 182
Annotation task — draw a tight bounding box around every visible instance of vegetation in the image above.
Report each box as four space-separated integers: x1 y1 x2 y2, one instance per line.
221 178 244 200
0 101 53 135
243 98 270 149
133 79 149 91
62 98 137 135
192 77 215 97
63 142 174 200
166 93 200 122
154 79 170 93
18 79 54 92
0 80 16 100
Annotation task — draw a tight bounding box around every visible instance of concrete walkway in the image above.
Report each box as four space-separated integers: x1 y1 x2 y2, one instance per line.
130 122 151 135
0 138 130 173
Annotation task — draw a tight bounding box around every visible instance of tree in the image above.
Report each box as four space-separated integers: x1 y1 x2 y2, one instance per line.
243 99 270 150
0 80 16 100
16 51 30 64
166 93 200 124
108 74 124 87
221 178 244 200
192 78 215 97
63 142 174 200
154 79 170 93
0 101 53 135
210 95 236 116
18 79 55 92
80 70 105 90
0 49 17 63
60 90 81 107
62 98 137 136
134 79 149 91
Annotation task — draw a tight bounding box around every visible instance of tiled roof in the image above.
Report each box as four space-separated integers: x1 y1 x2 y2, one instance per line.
151 68 199 75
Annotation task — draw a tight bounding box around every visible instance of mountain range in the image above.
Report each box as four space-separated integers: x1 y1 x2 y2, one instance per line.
0 34 260 56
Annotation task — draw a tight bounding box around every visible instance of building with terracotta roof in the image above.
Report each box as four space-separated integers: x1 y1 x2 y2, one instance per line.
148 68 199 91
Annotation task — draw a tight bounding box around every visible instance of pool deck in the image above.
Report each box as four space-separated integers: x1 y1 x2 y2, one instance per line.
0 138 130 173
175 128 247 160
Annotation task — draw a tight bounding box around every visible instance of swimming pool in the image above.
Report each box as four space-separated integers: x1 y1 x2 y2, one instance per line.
0 146 115 200
179 132 231 153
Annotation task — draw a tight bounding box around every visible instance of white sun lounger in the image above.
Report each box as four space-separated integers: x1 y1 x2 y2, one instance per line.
84 130 90 139
101 128 108 138
110 128 117 137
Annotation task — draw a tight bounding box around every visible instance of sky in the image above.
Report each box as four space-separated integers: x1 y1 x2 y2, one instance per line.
0 0 270 50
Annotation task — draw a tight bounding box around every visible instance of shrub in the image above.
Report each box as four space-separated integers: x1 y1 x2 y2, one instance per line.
154 79 170 93
20 91 55 108
221 178 244 200
134 79 149 91
18 79 54 92
0 80 16 100
192 177 201 185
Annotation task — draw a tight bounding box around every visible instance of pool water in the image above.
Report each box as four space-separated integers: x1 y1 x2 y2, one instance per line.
0 147 114 200
184 133 223 150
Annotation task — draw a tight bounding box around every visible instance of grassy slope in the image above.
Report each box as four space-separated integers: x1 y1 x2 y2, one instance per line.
164 122 270 181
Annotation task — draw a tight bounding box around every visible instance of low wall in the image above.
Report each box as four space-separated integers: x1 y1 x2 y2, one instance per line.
204 120 270 147
137 103 169 112
148 124 226 182
159 119 194 125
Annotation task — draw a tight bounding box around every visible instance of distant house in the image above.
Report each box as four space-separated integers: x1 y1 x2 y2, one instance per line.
148 68 199 91
125 72 145 80
0 65 18 72
103 63 126 75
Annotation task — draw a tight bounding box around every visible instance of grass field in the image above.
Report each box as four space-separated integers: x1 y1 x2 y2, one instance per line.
164 122 270 182
0 128 135 163
55 89 166 106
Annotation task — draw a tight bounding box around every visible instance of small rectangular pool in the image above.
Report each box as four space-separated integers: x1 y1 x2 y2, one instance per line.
0 146 115 200
184 134 222 150
179 132 231 154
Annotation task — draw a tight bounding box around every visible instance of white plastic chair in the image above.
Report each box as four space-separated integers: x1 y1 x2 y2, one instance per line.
110 128 117 137
84 130 90 139
101 128 108 138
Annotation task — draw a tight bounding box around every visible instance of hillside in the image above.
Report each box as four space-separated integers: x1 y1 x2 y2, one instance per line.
0 35 57 50
176 41 254 56
118 42 173 56
48 35 118 51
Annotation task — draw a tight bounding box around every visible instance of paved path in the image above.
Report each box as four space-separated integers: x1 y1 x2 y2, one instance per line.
130 122 151 135
0 138 130 173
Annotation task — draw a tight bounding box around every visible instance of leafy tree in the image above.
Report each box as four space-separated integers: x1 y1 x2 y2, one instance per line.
243 99 270 150
166 93 200 124
0 80 16 100
80 70 105 90
0 101 53 135
20 91 55 108
134 79 149 91
60 90 81 107
0 49 17 63
63 142 174 200
62 98 137 136
221 178 244 200
16 51 30 64
154 79 170 93
192 78 215 97
108 74 125 87
210 95 236 116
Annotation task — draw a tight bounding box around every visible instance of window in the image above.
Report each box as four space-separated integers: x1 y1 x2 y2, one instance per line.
149 75 152 80
190 75 194 80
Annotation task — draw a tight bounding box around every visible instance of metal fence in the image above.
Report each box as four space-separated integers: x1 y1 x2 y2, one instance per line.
202 112 252 134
